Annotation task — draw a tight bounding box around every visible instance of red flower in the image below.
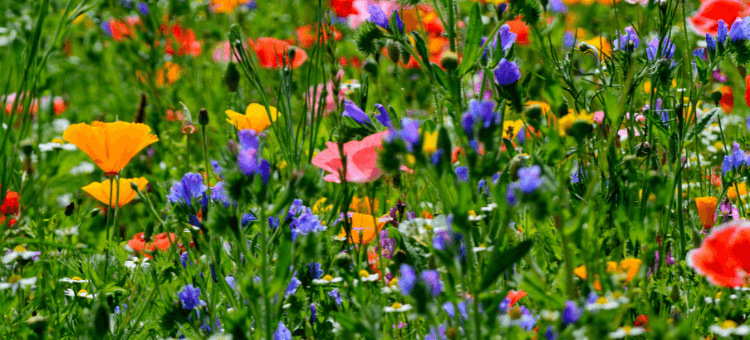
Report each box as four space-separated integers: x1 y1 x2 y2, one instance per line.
296 24 342 49
1 191 19 215
330 0 358 17
250 38 308 69
720 85 734 113
634 315 649 328
506 18 530 46
127 232 180 259
745 74 750 107
164 24 202 57
689 0 747 36
505 290 527 307
688 220 750 287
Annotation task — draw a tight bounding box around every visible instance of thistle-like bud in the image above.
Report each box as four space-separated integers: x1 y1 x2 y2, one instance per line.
440 51 459 70
135 93 147 123
386 41 400 64
130 181 139 191
224 62 240 93
199 108 209 126
65 202 75 216
287 47 297 64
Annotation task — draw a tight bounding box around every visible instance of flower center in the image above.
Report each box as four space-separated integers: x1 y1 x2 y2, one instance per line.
596 297 609 305
72 276 83 281
509 306 522 320
78 289 88 296
9 274 21 284
389 278 399 287
391 302 402 309
721 320 738 329
13 245 27 252
612 291 623 299
622 326 632 334
322 274 333 282
358 270 370 278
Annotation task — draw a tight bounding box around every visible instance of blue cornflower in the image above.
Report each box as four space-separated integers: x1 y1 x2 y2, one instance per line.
374 104 393 129
308 262 324 280
342 100 372 125
237 129 271 185
562 31 576 49
274 321 292 340
431 149 444 166
241 212 257 227
291 207 326 240
167 173 207 207
398 264 418 295
646 38 675 60
478 179 487 194
136 2 149 15
518 165 542 194
545 326 559 340
614 26 640 52
368 5 388 29
180 252 189 268
328 289 343 306
718 19 728 44
455 166 469 182
286 276 301 297
706 33 717 52
178 284 205 310
100 21 113 37
421 270 443 297
562 300 583 325
494 58 521 85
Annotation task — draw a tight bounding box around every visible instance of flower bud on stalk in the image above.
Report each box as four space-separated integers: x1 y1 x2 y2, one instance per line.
386 41 400 64
135 93 147 123
198 108 209 126
224 62 240 92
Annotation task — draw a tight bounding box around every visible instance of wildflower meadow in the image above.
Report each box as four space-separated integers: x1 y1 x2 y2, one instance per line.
5 0 750 338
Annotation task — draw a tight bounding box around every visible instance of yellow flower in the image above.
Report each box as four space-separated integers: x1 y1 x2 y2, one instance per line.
558 110 594 136
225 103 279 132
422 131 438 154
502 120 524 139
581 37 611 60
335 213 388 245
63 121 159 175
574 258 641 290
728 182 747 200
82 177 149 207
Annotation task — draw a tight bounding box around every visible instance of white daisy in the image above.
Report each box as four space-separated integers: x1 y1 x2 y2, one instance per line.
69 161 95 175
608 326 645 338
472 244 493 252
124 257 150 269
54 225 79 237
59 276 89 283
0 275 37 295
65 288 95 299
384 302 412 313
709 320 750 338
3 246 40 264
480 203 498 212
357 270 379 282
312 274 343 285
586 292 627 311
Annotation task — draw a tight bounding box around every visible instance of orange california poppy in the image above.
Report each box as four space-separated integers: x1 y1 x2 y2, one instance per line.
336 213 387 245
574 258 641 290
720 85 734 113
696 197 718 229
63 121 159 176
728 182 747 200
225 103 279 132
249 38 308 69
349 197 378 214
82 177 149 208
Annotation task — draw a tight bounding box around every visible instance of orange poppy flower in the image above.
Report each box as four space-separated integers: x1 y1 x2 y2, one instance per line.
506 18 530 46
127 232 179 259
296 24 342 49
688 220 750 287
225 103 279 132
574 258 641 290
250 38 308 69
336 213 387 245
330 0 358 17
82 177 148 208
696 197 718 229
719 85 734 113
728 182 747 200
63 121 159 176
349 197 378 214
505 290 527 307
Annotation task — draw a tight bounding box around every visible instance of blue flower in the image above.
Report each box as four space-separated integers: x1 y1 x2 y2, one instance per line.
506 182 519 206
442 302 455 318
310 303 318 323
342 100 372 125
455 166 469 182
614 26 639 52
729 17 750 41
562 300 583 325
210 182 234 207
241 212 257 227
518 165 542 194
368 5 388 29
285 276 301 297
462 99 498 138
731 142 746 169
180 252 189 268
458 300 469 319
211 160 223 176
225 276 236 290
237 129 271 185
393 10 403 33
431 149 443 167
646 38 675 60
308 262 324 280
496 24 517 51
388 118 421 152
494 58 521 86
178 284 205 310
718 19 728 43
100 21 112 37
545 326 559 340
167 173 207 208
328 289 343 306
425 325 447 340
478 179 487 194
274 321 291 340
136 2 149 15
291 206 326 240
562 31 575 49
374 104 393 129
398 264 418 295
548 0 567 14
706 33 716 52
421 270 443 297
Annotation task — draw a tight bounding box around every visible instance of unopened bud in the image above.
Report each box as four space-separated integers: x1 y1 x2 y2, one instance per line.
440 51 459 70
65 202 75 216
386 41 400 64
135 93 147 123
199 108 209 126
711 90 723 105
363 57 378 76
130 181 139 191
224 62 240 93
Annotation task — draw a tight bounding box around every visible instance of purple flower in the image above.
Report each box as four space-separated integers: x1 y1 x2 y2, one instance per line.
421 270 443 297
646 38 675 60
728 17 750 41
285 276 301 297
137 2 149 15
496 24 517 51
563 31 575 49
237 129 271 185
399 264 418 295
101 21 113 37
180 252 189 268
614 26 640 52
706 33 716 52
291 206 326 240
274 321 291 340
211 182 234 207
718 19 728 43
442 302 455 318
518 165 542 194
225 276 236 290
310 303 318 323
342 100 372 125
393 10 403 33
426 325 447 340
494 58 521 85
462 99 498 139
562 300 582 325
723 155 732 175
329 289 343 306
380 230 395 259
388 118 421 152
178 284 205 310
666 248 675 266
548 0 567 14
308 262 324 279
211 160 223 176
241 212 257 226
506 183 519 206
545 326 559 340
368 5 388 29
167 173 207 207
455 166 469 182
731 142 746 169
374 104 393 129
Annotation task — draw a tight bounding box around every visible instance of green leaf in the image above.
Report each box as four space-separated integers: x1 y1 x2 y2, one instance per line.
479 240 533 291
411 31 433 74
458 3 482 76
685 107 718 142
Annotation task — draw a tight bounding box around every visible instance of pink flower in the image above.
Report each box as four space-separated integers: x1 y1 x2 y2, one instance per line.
348 0 400 29
307 70 345 115
312 131 388 183
212 41 236 63
689 0 747 36
593 111 605 124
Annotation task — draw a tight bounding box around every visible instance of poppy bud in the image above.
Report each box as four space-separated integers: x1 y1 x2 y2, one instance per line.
130 181 140 191
524 104 543 122
363 57 378 76
198 108 209 126
446 327 458 339
711 90 723 105
65 202 75 216
135 93 147 124
509 154 528 181
400 44 411 64
570 120 594 141
440 51 459 70
224 62 240 92
21 140 34 157
386 41 400 63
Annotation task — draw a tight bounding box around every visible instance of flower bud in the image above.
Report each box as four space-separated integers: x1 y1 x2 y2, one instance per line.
224 62 240 93
440 51 459 70
135 93 147 124
711 90 723 105
386 41 401 64
199 108 209 126
65 202 75 216
363 57 378 76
